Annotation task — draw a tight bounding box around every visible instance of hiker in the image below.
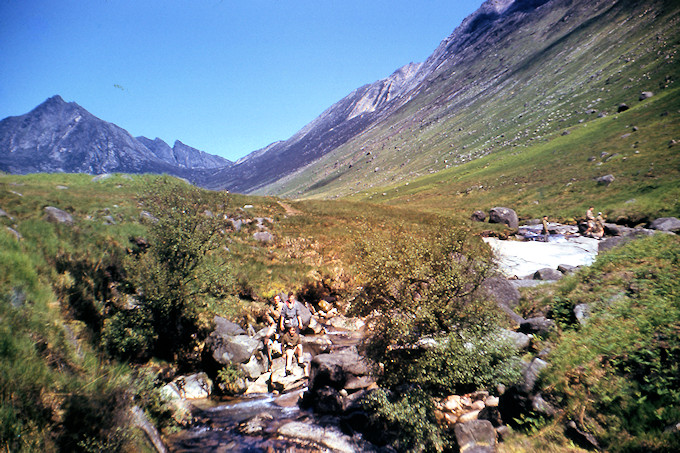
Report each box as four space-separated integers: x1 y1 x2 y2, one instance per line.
280 325 304 375
263 293 285 369
592 212 605 239
541 215 550 241
280 293 303 333
585 206 596 236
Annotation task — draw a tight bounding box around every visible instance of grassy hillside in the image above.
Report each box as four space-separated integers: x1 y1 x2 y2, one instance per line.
360 87 680 224
263 0 679 216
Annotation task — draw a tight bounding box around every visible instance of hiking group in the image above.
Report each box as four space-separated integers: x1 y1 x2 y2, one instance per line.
263 292 306 376
584 206 606 238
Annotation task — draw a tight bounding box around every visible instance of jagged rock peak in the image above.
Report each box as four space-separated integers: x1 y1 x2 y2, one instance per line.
347 62 423 120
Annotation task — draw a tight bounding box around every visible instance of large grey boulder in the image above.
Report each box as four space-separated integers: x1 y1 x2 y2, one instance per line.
454 420 496 453
213 316 246 336
208 334 261 365
482 277 520 309
309 350 373 391
488 207 518 229
240 354 269 379
44 206 73 225
500 329 531 350
649 217 680 232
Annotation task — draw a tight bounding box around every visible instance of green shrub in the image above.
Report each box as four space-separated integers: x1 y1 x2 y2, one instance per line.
411 325 523 395
217 364 245 395
362 387 446 453
106 178 233 362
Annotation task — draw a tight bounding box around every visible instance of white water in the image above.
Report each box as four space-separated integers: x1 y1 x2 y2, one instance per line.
483 236 599 278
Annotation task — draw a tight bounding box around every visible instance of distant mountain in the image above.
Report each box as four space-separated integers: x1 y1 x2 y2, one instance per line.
200 0 679 196
196 62 425 192
0 95 231 177
136 136 231 170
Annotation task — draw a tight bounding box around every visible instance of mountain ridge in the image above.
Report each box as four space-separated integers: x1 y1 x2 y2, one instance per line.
0 95 231 177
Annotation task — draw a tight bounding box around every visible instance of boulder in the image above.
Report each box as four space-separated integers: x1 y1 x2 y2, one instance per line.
488 207 519 229
519 317 555 336
574 303 591 325
454 420 496 453
522 358 548 393
482 277 520 309
471 210 487 222
649 217 680 232
565 420 601 450
6 227 22 241
500 329 531 350
208 334 261 365
325 315 365 331
533 268 563 281
531 393 556 417
479 406 503 427
253 231 274 243
277 421 358 453
309 350 372 391
44 206 73 225
269 366 306 393
639 91 654 101
213 316 246 336
297 302 312 329
139 210 159 223
617 103 630 113
557 264 577 274
238 413 273 435
596 174 615 186
309 385 344 414
240 353 268 379
245 373 271 394
173 372 213 399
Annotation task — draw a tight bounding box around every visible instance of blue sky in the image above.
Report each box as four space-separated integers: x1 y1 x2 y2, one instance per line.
1 0 483 161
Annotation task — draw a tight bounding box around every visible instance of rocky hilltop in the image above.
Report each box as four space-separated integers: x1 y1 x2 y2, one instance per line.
0 95 231 176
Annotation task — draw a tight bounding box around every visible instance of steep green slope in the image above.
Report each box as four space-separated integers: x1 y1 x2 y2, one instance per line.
362 87 680 224
263 0 679 217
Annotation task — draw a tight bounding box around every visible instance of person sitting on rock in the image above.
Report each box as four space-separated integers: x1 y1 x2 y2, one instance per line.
281 325 303 375
592 212 605 239
264 293 285 370
585 206 596 236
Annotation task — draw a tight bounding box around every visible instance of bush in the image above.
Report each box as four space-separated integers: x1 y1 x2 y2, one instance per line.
104 178 233 362
362 387 447 453
350 224 510 388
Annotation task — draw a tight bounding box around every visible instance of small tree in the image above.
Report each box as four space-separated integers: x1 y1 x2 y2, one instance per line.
352 224 521 451
104 178 232 362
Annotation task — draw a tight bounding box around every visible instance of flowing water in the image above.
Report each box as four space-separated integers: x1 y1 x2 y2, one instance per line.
167 326 365 452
